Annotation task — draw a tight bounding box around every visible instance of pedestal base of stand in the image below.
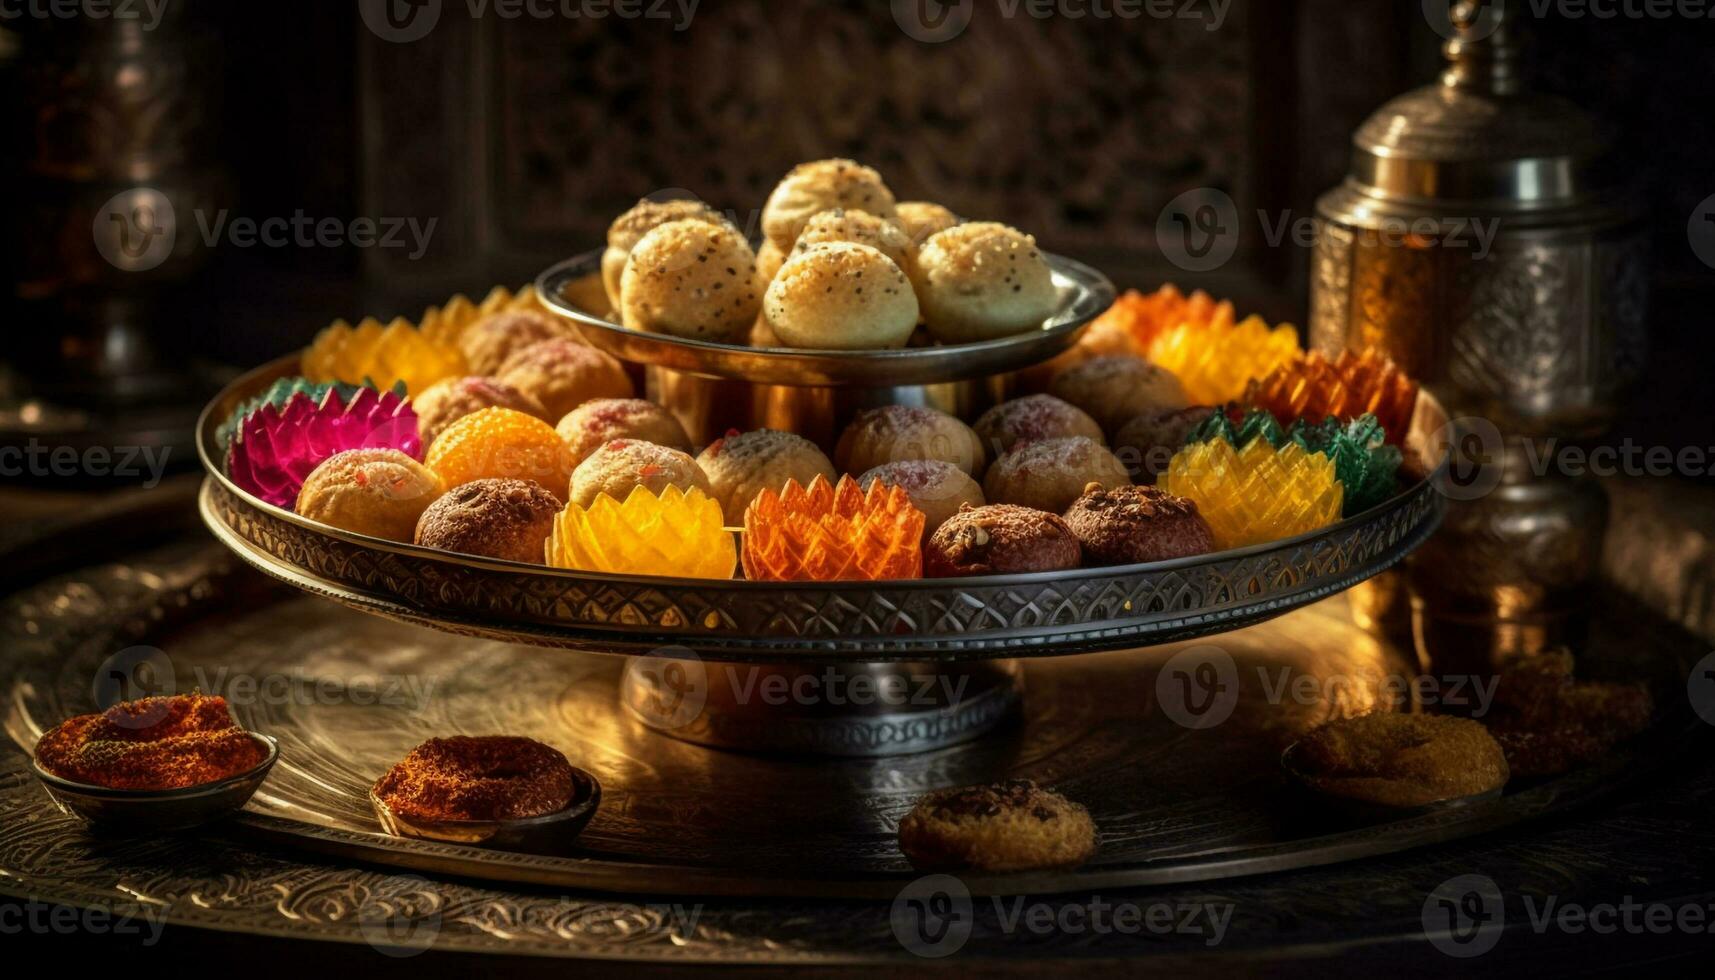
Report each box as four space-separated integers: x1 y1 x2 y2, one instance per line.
618 658 1022 756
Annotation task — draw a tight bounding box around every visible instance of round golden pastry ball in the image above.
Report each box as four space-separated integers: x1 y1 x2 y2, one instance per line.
894 201 961 246
602 198 732 309
413 375 548 449
696 428 836 523
414 478 562 565
620 219 762 343
569 439 713 509
835 404 985 477
858 460 985 537
458 309 577 376
426 406 576 503
761 158 899 251
763 243 918 350
556 398 691 469
1048 354 1189 435
982 436 1131 515
296 449 443 543
915 222 1058 344
972 394 1106 457
755 238 787 286
791 208 916 277
495 338 634 422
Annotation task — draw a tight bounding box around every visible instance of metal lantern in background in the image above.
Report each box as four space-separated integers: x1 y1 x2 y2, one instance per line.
1309 1 1647 664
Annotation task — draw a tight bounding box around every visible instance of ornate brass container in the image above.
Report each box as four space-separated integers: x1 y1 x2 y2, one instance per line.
1311 5 1646 434
1310 2 1646 661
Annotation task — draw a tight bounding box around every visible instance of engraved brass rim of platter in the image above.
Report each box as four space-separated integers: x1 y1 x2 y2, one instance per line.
197 356 1451 661
535 247 1116 386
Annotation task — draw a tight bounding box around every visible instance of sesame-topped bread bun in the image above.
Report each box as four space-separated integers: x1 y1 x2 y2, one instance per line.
982 436 1131 515
414 478 561 565
495 338 634 422
914 222 1058 344
1061 483 1214 566
696 428 837 523
791 208 917 277
858 460 985 537
761 159 899 252
568 439 712 509
555 398 692 469
924 504 1082 577
835 404 986 476
620 219 762 343
763 243 918 350
459 309 579 376
602 198 732 310
972 394 1106 457
894 201 961 247
1048 355 1189 436
413 375 549 449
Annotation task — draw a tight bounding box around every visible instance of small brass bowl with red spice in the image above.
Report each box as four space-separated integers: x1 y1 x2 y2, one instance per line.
31 694 278 833
369 736 601 850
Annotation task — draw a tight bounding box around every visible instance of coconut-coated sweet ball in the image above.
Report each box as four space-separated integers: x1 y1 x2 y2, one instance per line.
858 460 985 538
296 449 444 543
763 242 918 350
971 394 1106 457
601 198 732 310
835 404 986 477
1048 355 1189 436
761 158 899 252
982 436 1131 515
413 478 561 565
413 375 549 449
696 428 837 523
620 219 762 343
495 338 634 422
458 309 577 376
791 208 916 277
556 398 691 469
893 201 961 246
568 439 713 509
914 222 1058 344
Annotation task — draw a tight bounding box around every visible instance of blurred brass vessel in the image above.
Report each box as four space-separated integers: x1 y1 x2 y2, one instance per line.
1311 2 1645 666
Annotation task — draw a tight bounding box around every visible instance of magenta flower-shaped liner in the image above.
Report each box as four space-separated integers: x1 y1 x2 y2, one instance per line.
227 387 421 508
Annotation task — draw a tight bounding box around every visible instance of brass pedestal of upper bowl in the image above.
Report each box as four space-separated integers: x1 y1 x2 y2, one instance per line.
1310 2 1646 669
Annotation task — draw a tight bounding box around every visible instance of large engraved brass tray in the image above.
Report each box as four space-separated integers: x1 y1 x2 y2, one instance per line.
4 493 1703 907
196 358 1449 661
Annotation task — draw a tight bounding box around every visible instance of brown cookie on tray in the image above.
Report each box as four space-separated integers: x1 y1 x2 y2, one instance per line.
899 778 1098 872
923 503 1081 577
1061 483 1214 565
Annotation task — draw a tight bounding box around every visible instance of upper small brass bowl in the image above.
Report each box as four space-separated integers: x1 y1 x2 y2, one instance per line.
369 766 601 852
30 732 279 834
